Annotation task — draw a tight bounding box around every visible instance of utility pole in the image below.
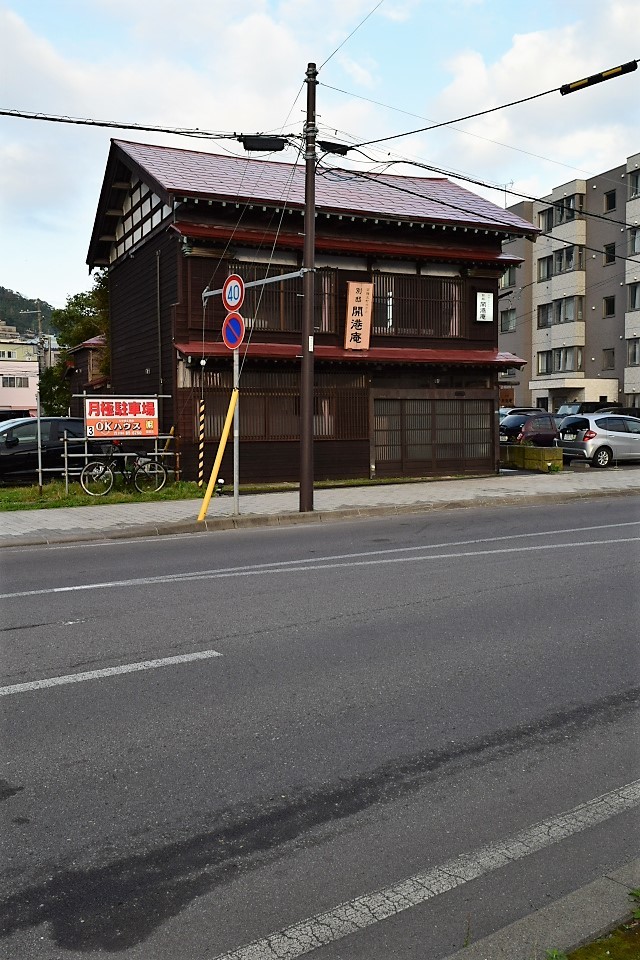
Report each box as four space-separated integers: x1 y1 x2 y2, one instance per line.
300 61 318 513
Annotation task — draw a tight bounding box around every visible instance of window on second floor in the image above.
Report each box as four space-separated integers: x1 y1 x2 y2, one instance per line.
602 348 615 370
0 349 17 359
603 243 616 265
628 338 640 366
537 350 552 375
630 283 640 311
603 296 616 317
1 376 29 388
553 346 582 372
500 308 516 332
604 190 616 212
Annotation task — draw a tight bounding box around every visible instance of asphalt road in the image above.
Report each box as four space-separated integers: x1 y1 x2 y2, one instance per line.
1 496 639 959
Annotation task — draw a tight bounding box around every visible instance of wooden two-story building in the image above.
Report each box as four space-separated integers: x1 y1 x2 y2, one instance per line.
87 140 536 482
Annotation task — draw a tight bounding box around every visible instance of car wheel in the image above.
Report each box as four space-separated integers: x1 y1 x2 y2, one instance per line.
592 446 613 468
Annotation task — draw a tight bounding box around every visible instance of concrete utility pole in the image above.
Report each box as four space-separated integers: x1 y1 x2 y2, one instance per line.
300 61 318 513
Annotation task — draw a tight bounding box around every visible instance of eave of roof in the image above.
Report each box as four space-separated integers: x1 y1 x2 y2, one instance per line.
171 221 523 266
174 341 526 368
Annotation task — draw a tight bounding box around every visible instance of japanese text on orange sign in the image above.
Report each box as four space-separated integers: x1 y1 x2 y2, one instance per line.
344 281 373 350
84 399 159 437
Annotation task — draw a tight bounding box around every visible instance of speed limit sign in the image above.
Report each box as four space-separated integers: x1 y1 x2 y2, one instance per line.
222 274 245 313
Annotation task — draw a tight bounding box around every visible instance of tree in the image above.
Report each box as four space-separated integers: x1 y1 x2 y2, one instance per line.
40 270 109 415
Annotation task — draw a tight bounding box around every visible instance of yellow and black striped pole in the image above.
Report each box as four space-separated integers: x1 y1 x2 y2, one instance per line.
198 400 205 488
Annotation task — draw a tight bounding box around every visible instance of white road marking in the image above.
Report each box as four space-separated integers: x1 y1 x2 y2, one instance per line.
0 648 222 697
0 534 638 600
212 779 640 960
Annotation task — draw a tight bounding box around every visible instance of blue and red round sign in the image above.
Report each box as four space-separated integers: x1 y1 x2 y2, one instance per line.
222 312 245 350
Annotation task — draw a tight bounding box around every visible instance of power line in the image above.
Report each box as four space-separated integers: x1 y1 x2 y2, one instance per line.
317 162 640 267
319 0 386 69
348 85 562 149
317 83 631 190
0 106 240 141
347 153 638 232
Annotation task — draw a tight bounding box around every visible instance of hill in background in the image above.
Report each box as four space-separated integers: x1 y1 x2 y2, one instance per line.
0 286 54 336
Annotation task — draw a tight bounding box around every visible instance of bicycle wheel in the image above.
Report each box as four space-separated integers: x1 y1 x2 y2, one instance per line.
80 461 114 496
134 459 167 493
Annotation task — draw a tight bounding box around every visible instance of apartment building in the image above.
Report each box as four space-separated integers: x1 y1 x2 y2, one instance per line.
498 153 640 412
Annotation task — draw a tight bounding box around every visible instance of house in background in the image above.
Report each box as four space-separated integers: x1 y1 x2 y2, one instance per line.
66 335 109 415
87 139 536 482
0 320 39 416
498 152 640 412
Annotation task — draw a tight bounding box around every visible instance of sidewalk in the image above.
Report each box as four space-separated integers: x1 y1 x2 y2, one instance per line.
1 466 638 548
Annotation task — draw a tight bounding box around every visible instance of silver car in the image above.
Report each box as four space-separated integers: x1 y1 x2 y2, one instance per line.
558 413 640 467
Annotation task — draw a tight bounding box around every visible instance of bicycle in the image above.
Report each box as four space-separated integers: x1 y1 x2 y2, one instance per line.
80 440 167 496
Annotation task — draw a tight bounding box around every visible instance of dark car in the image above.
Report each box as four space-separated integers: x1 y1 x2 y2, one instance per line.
0 417 86 483
499 412 559 446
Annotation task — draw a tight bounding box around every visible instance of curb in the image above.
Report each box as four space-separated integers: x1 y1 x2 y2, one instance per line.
443 857 640 960
0 486 637 549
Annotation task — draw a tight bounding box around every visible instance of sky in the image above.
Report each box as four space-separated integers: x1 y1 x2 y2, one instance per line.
1 0 638 308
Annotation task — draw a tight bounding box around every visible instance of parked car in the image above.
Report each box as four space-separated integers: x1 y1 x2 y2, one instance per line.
499 407 546 422
499 412 560 446
554 401 621 419
0 417 86 483
557 413 640 467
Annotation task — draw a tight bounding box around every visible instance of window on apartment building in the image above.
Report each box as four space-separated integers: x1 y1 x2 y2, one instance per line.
629 227 640 256
553 296 582 324
603 243 616 265
538 256 553 281
603 296 616 317
499 265 517 289
0 349 17 359
537 351 552 375
628 338 640 366
554 194 583 225
553 347 582 373
604 190 616 212
630 171 640 198
553 245 581 274
602 348 615 370
2 376 29 388
537 303 553 328
538 208 554 231
500 308 516 332
630 283 640 311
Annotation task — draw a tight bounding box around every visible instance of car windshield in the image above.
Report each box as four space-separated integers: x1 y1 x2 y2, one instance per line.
555 404 580 417
500 415 527 427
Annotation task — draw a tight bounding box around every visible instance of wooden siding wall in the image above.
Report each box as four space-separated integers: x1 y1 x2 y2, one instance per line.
180 256 498 349
108 232 178 432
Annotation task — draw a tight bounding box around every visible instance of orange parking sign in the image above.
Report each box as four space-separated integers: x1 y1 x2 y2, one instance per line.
84 398 159 438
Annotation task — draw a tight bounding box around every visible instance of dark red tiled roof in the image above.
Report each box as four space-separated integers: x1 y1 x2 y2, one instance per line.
114 139 535 235
174 341 526 368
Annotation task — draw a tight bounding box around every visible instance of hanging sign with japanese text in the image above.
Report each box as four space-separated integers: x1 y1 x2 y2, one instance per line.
84 398 159 437
344 281 373 350
476 291 494 322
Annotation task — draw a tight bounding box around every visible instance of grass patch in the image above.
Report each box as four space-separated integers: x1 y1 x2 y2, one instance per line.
0 479 205 511
566 916 640 958
0 472 491 511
